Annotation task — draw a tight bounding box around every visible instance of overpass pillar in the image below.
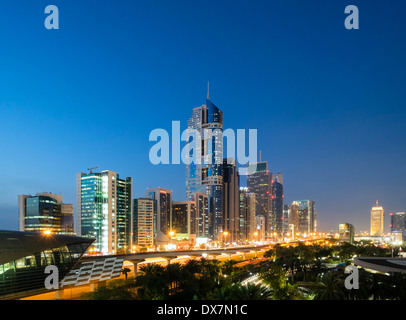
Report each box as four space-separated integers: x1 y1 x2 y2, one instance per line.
55 288 64 300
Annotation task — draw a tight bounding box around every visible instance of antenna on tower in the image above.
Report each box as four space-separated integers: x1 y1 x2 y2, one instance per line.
260 150 262 162
207 81 210 100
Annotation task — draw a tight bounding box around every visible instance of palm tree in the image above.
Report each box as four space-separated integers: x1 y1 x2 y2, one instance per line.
135 264 168 300
315 273 347 300
231 283 272 300
121 267 131 283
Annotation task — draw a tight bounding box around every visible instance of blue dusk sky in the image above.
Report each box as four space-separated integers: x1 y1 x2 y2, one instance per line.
0 0 405 233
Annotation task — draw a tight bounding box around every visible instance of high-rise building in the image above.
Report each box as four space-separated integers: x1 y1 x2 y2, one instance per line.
255 215 266 242
190 192 209 239
145 187 172 245
296 200 316 236
247 161 271 239
18 192 74 235
76 170 133 254
133 198 157 248
222 158 240 243
239 187 256 243
282 204 290 236
270 172 284 237
390 212 405 243
370 200 384 237
339 223 355 244
185 95 223 240
288 201 299 236
172 201 197 241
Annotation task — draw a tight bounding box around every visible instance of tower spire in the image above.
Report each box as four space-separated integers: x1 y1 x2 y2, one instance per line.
207 81 210 100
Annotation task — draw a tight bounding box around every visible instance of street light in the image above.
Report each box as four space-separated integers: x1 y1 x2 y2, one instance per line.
223 231 229 246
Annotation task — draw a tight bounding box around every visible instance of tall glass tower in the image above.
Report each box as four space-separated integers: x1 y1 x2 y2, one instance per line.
185 95 223 240
76 170 132 254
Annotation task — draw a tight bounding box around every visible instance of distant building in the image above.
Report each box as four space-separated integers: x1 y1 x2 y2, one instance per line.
190 192 209 239
133 198 157 248
222 158 240 243
145 187 172 245
270 172 284 237
390 212 406 244
76 170 133 254
339 223 355 244
239 187 256 243
282 204 290 236
18 192 74 235
255 215 266 242
296 200 316 236
370 200 384 237
288 201 299 236
247 161 271 239
172 201 197 241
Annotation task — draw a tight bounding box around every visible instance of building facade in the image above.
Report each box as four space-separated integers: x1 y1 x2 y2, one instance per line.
222 158 240 243
133 198 157 248
270 172 284 238
239 187 256 243
370 200 384 237
296 200 316 236
247 161 271 239
339 223 355 244
185 97 224 240
76 170 133 254
190 192 209 239
145 187 172 245
171 201 197 241
18 193 74 235
391 212 405 243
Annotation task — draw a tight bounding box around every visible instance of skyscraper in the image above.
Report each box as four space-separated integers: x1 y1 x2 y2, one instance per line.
296 200 316 236
185 95 223 240
288 201 299 238
339 223 355 244
76 170 133 254
134 198 157 248
239 187 256 243
370 200 384 237
172 201 197 241
145 187 172 245
270 172 284 237
222 158 240 243
18 192 74 235
247 161 271 239
190 192 209 239
390 212 405 243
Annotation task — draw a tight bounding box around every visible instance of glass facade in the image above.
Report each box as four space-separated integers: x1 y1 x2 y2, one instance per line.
0 231 93 299
78 171 133 254
185 98 223 240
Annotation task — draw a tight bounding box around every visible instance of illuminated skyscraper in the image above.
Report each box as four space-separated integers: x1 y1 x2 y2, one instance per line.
134 198 157 248
76 170 133 254
247 161 271 239
185 94 223 240
288 201 299 235
296 200 316 236
145 187 172 245
190 192 209 239
390 212 406 243
239 187 256 243
172 201 197 241
339 223 355 244
370 200 384 237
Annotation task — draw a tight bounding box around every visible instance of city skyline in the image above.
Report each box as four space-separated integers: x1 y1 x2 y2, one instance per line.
0 0 405 234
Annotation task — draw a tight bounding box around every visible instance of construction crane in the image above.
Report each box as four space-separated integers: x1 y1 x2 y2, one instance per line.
87 166 100 174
